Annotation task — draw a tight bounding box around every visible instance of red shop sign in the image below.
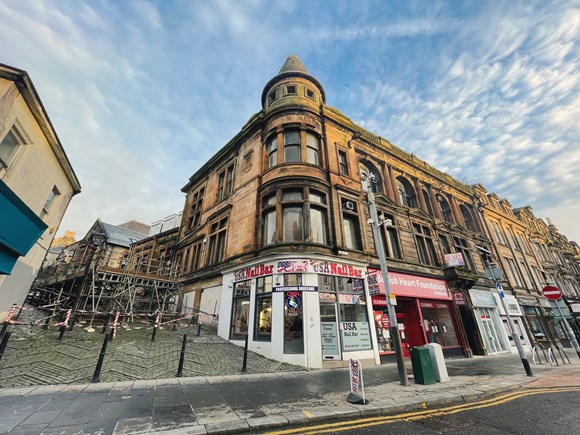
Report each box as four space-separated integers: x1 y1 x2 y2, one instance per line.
368 269 450 300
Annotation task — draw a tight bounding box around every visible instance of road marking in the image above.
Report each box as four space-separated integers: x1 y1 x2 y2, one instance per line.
302 410 315 418
263 387 580 435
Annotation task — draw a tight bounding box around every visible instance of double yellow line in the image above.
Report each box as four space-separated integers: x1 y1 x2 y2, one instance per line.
264 387 580 434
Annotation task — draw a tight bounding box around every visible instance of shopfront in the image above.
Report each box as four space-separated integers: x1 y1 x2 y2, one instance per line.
492 293 532 353
468 289 509 355
219 257 377 369
368 268 465 359
518 296 552 345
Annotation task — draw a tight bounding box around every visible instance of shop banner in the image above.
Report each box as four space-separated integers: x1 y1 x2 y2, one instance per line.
233 263 274 282
368 268 450 300
273 285 318 292
277 259 365 278
469 289 497 308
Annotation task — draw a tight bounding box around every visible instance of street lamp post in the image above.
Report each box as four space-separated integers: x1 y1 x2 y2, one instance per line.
364 173 409 386
478 246 533 376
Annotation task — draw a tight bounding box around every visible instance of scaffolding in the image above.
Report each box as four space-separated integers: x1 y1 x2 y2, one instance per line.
28 245 182 323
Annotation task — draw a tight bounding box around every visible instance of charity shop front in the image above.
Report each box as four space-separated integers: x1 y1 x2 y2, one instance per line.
368 268 467 360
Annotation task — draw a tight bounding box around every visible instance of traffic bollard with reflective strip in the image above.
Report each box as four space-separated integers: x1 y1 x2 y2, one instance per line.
176 334 187 377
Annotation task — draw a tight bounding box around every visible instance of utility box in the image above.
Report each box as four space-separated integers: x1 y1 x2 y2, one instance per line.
410 346 435 385
426 343 449 382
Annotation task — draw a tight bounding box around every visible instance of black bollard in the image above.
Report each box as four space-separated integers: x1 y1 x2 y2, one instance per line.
197 320 202 336
0 322 8 340
101 313 110 334
241 334 249 372
151 325 158 342
92 333 110 383
42 316 51 330
176 334 187 377
58 325 66 341
0 331 11 363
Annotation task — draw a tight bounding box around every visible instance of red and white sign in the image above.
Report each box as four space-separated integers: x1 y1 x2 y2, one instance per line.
349 359 365 401
453 292 466 305
444 252 465 267
542 285 562 301
368 269 450 300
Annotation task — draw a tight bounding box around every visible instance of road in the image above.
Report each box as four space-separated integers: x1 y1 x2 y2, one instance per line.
261 388 580 434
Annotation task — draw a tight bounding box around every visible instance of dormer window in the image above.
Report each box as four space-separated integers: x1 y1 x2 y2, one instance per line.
286 85 297 95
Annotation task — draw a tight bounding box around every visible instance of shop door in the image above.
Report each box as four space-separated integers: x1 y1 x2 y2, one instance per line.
320 303 341 360
396 313 411 358
478 308 507 354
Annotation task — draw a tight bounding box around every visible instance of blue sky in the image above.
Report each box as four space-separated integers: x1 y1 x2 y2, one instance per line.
1 0 579 242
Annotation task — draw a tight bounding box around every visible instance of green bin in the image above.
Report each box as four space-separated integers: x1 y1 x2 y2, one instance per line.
410 346 435 385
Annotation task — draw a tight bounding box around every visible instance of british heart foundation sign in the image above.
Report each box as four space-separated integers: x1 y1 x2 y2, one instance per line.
367 268 451 300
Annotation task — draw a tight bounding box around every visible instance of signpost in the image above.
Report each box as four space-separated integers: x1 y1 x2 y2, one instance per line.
542 286 580 359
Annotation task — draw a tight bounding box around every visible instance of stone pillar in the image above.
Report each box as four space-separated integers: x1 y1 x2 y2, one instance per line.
388 165 401 206
429 186 443 220
413 177 428 213
383 164 396 202
450 196 466 227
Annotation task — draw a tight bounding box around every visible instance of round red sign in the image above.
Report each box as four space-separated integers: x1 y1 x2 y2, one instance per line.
542 285 562 300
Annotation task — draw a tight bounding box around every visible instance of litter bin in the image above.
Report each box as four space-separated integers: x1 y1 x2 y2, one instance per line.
410 346 436 385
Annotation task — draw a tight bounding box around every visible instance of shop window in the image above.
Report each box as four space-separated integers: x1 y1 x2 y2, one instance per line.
420 301 461 348
522 306 547 340
231 280 251 339
338 150 348 175
396 177 417 208
0 124 27 169
217 163 235 202
414 224 438 266
284 130 301 163
306 132 320 165
318 275 371 353
341 198 362 250
438 196 453 223
460 204 476 232
267 135 278 168
186 186 205 230
284 284 304 354
262 188 328 246
207 217 228 265
452 236 475 270
380 213 401 259
254 276 272 341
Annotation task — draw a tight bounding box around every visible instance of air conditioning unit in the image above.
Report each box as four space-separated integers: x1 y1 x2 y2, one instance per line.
344 201 355 211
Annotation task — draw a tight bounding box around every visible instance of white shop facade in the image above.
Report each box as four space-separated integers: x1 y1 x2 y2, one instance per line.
218 256 379 369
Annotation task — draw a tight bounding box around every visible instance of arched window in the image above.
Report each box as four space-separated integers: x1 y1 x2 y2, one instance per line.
396 177 417 208
359 160 383 193
460 205 476 232
438 196 453 223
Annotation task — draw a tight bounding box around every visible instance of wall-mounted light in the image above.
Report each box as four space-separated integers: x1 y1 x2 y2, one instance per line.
347 132 362 148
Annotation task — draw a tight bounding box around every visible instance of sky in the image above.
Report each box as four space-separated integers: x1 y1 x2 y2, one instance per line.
1 0 579 242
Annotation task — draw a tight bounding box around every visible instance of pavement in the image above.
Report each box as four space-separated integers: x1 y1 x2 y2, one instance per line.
1 353 579 435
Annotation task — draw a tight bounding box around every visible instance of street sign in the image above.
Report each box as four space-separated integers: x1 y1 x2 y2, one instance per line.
542 286 562 301
496 283 505 299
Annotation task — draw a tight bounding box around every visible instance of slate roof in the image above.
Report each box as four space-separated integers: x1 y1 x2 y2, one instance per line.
100 222 148 247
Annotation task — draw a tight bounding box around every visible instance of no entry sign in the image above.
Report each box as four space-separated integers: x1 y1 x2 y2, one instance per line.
542 285 562 300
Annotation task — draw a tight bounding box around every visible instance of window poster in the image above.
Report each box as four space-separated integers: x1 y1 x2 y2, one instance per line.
321 322 340 356
341 321 372 351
